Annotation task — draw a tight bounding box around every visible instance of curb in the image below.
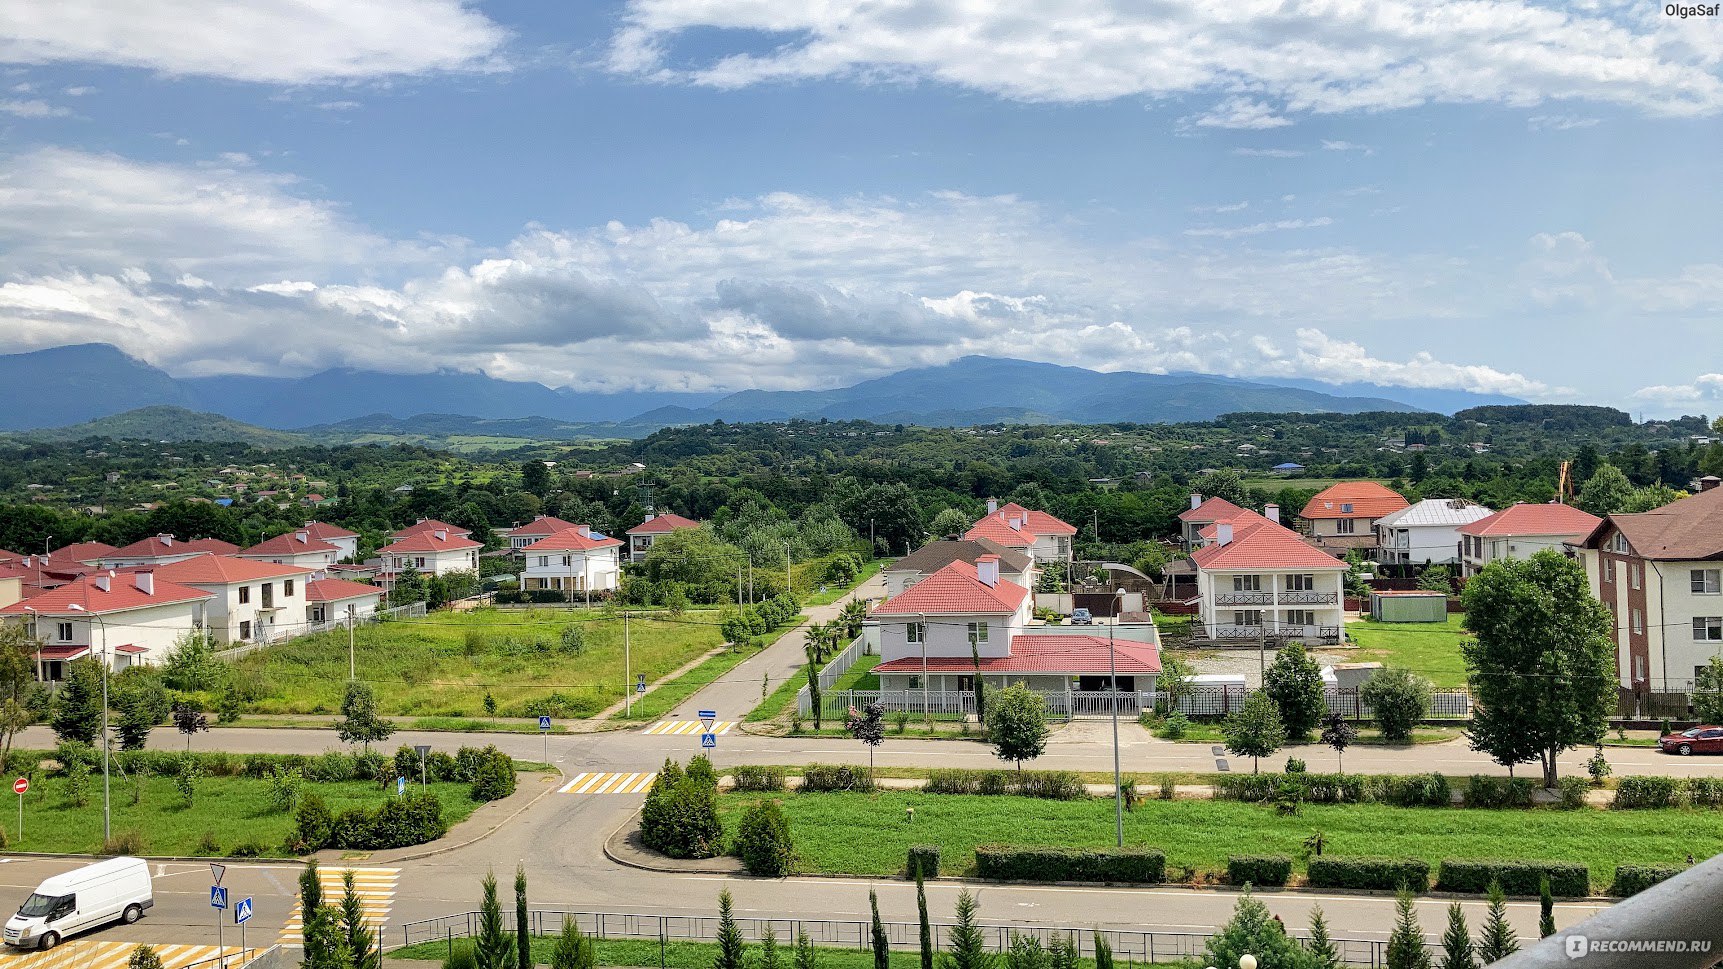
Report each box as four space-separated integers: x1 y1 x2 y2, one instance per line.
381 765 567 864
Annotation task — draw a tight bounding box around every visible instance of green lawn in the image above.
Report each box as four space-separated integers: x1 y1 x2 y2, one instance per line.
11 775 481 857
1149 721 1463 747
1343 614 1471 687
718 790 1717 889
747 666 810 722
832 654 882 691
611 644 757 722
235 609 723 719
803 559 886 606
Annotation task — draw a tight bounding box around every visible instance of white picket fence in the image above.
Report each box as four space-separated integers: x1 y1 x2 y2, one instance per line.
213 600 427 660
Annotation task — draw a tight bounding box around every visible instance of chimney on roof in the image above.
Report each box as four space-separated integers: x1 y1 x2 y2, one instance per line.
1703 477 1721 492
305 521 315 528
1217 523 1234 546
93 572 110 592
986 497 999 515
135 571 154 596
158 534 172 546
1265 504 1279 524
976 554 1000 587
644 513 656 523
295 531 308 544
1008 514 1024 531
1190 494 1203 511
433 529 447 542
577 524 591 538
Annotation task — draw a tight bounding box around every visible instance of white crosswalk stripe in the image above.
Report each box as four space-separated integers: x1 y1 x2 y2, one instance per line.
558 771 658 794
277 867 398 946
0 942 253 969
643 720 733 735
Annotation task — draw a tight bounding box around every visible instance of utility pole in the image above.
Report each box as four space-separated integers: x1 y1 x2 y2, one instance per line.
784 543 792 596
623 611 633 718
1108 588 1125 848
347 604 356 680
70 605 111 842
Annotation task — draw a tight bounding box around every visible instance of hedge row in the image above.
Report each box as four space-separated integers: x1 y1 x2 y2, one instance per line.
731 765 787 792
47 743 516 801
907 845 941 878
1306 857 1430 892
1227 855 1292 887
292 791 446 852
1463 775 1537 809
1614 776 1723 809
1436 860 1589 897
799 764 874 792
924 768 1084 800
1215 772 1450 807
1609 864 1687 897
975 846 1165 884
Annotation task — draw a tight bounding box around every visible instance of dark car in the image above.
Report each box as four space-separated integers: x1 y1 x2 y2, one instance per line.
1659 726 1723 755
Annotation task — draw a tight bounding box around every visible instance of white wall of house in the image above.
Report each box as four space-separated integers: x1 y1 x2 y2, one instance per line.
239 548 339 571
520 547 620 593
1375 523 1469 565
1029 534 1072 564
1195 568 1348 638
100 550 208 568
187 575 305 645
879 671 1068 692
1461 533 1578 575
308 595 381 626
323 536 359 560
883 565 1032 598
383 547 479 577
876 601 1030 664
21 601 207 668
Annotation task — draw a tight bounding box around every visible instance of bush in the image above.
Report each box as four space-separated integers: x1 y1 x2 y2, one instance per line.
924 768 1082 799
327 792 446 850
1436 860 1589 897
974 846 1165 884
1464 775 1535 809
294 793 336 851
1369 773 1451 808
470 748 516 802
1610 864 1687 897
799 764 874 792
1556 776 1590 810
639 759 722 860
195 831 223 856
1283 757 1307 773
267 767 303 814
731 765 786 792
1014 771 1085 801
1306 857 1430 892
733 800 794 876
907 845 941 879
1613 776 1682 809
103 830 146 855
1360 668 1432 744
228 838 268 858
304 751 356 783
1226 856 1292 887
1686 777 1723 807
1157 712 1189 740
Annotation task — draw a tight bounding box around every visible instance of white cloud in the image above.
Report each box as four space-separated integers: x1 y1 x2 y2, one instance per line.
609 0 1723 118
61 85 95 96
1528 114 1601 130
1232 147 1304 158
0 97 69 117
1321 140 1374 154
1631 374 1723 406
315 100 362 111
1262 329 1560 398
1185 98 1290 129
0 0 507 84
1193 201 1250 213
1185 217 1333 239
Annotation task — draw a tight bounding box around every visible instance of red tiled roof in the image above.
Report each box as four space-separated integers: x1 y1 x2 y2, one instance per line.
113 644 147 654
35 645 90 660
104 535 239 558
1570 486 1723 560
154 556 312 585
627 513 702 535
391 519 471 539
301 521 359 541
0 549 24 562
991 504 1078 536
962 514 1035 548
520 528 622 552
1299 482 1409 520
380 530 483 553
306 578 384 602
507 516 582 537
241 531 339 556
1178 496 1247 523
0 572 213 616
1191 519 1346 571
1461 502 1602 538
875 635 1160 675
49 541 117 563
872 560 1030 615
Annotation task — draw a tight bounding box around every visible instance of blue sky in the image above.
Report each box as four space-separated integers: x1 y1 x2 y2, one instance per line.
0 0 1720 414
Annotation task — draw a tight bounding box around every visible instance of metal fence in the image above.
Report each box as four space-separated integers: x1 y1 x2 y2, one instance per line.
399 908 1423 967
794 634 871 713
803 685 1473 721
213 601 427 660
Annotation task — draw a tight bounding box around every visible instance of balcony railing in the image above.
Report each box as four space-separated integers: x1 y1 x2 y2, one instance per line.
1279 591 1337 604
1202 624 1344 644
1212 591 1336 606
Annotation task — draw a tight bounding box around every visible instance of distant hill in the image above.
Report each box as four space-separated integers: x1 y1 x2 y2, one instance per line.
0 345 194 429
1246 376 1525 414
10 406 309 447
300 412 668 443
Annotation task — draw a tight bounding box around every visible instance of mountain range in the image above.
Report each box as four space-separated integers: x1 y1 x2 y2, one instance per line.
0 344 1525 440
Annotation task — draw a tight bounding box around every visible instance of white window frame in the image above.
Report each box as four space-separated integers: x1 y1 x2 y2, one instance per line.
1234 610 1264 626
906 622 925 645
966 622 989 645
1631 564 1641 590
1692 569 1721 595
1604 560 1614 583
1232 575 1261 592
1694 617 1723 642
1285 574 1315 591
56 621 73 642
1336 518 1357 535
1631 609 1644 635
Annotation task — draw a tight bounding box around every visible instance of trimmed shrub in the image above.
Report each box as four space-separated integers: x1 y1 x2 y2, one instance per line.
470 747 516 802
639 759 722 860
1371 773 1451 808
799 764 874 792
974 846 1165 884
926 768 984 794
731 765 786 792
733 800 794 876
1686 777 1723 807
1306 857 1430 892
907 845 941 879
1613 776 1682 809
925 768 1083 799
293 793 335 851
1226 856 1292 887
328 792 446 850
1215 774 1279 802
1610 864 1687 897
304 751 356 783
1464 775 1536 809
1014 771 1085 800
1436 860 1589 898
1556 776 1590 810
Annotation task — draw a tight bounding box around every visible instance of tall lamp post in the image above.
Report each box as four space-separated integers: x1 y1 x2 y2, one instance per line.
21 606 40 683
1108 587 1126 849
65 604 111 843
918 612 928 719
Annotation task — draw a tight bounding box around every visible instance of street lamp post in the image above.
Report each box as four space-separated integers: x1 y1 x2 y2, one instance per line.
66 604 110 842
918 611 928 720
1108 588 1126 848
21 606 40 683
783 543 792 596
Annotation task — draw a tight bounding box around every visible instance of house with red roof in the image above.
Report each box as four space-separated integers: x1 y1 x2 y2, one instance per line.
154 556 315 645
298 521 360 560
1298 482 1409 555
1458 502 1601 577
391 519 474 541
0 570 214 678
236 529 342 572
974 500 1077 563
305 577 384 629
97 534 240 568
500 516 584 551
377 527 481 585
624 512 703 563
1177 494 1255 551
49 541 118 566
1191 512 1349 644
519 526 622 597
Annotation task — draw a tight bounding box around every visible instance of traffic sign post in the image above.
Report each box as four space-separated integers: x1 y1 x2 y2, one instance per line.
698 709 716 731
700 732 717 749
210 884 228 969
210 885 228 908
13 777 25 846
396 776 406 797
636 674 646 694
415 744 431 791
539 715 552 764
234 897 253 957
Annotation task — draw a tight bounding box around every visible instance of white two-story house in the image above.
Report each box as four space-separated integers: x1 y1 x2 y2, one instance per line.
1299 482 1409 556
519 526 622 595
0 570 213 678
625 512 702 563
96 535 239 568
237 529 342 572
1373 498 1495 566
1459 502 1601 577
1192 511 1349 644
981 502 1077 564
305 577 384 628
154 555 314 645
499 516 581 551
376 528 482 584
299 522 360 560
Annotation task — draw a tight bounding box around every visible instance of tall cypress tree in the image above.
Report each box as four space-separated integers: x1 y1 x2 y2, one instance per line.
516 865 532 969
870 890 890 969
1438 902 1477 969
1090 933 1112 969
1306 906 1341 969
916 865 934 969
758 927 781 969
1385 888 1430 969
714 889 746 969
1538 877 1556 939
942 891 993 969
341 870 377 969
474 873 512 969
1477 882 1519 964
794 930 818 969
299 861 324 921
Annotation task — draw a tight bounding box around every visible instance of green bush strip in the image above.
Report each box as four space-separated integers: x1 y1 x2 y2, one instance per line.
1226 855 1292 887
1610 864 1688 897
1435 860 1589 897
1306 857 1431 892
975 846 1165 884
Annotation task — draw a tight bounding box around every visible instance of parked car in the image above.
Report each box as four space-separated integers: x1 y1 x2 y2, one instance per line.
4 857 152 950
1658 726 1723 755
1070 608 1093 625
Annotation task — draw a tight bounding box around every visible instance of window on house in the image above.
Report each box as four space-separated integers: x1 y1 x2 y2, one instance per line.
537 556 548 567
1693 569 1722 595
1232 575 1261 592
967 622 988 645
239 620 252 640
414 557 426 569
1634 656 1647 681
1604 560 1614 583
1341 503 1354 514
56 622 73 642
906 622 925 645
908 675 922 690
1631 564 1641 590
561 555 572 567
1631 609 1644 634
284 578 295 597
1234 610 1263 626
1611 534 1629 554
1285 574 1314 591
1336 519 1357 534
1285 610 1316 627
238 585 250 604
1694 617 1723 641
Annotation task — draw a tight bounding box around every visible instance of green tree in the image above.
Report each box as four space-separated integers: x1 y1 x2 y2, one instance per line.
161 631 225 692
521 461 552 496
337 681 395 751
734 800 794 876
1004 935 1048 969
1476 881 1518 964
1386 888 1431 969
1202 886 1304 969
941 890 993 969
390 566 429 608
1193 469 1251 507
1576 464 1635 516
50 656 104 745
302 904 354 969
1307 906 1341 969
1361 668 1432 746
1090 933 1112 969
474 872 512 969
1417 565 1455 593
299 860 324 917
930 507 973 538
1263 643 1325 741
794 931 818 969
111 669 170 750
515 865 531 969
1622 484 1684 513
804 645 823 731
1439 902 1476 969
341 870 378 969
0 623 38 767
987 683 1049 770
759 927 782 969
869 890 889 969
1155 655 1195 713
128 944 166 969
1319 713 1357 773
1048 934 1077 969
714 889 746 969
1694 655 1723 724
1222 690 1285 774
916 862 934 969
551 917 595 969
1462 551 1616 786
1538 877 1555 938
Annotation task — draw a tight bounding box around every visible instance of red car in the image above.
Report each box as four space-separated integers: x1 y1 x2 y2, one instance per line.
1659 726 1723 755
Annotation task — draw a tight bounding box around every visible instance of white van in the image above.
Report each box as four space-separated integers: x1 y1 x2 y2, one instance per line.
4 857 153 950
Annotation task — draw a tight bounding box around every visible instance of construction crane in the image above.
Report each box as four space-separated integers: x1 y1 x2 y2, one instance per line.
1557 460 1575 504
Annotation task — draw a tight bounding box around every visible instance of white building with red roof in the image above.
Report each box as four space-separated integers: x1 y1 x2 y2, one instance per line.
236 529 342 572
154 556 315 645
377 527 481 583
0 570 214 677
97 534 240 568
624 512 702 563
298 521 360 560
47 541 116 566
1178 494 1250 550
1298 482 1409 555
1459 502 1602 577
973 500 1077 563
1190 510 1348 644
500 516 583 551
391 519 473 541
519 526 622 596
305 577 384 628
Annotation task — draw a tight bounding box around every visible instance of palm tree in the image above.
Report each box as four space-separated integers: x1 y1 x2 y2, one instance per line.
838 600 869 639
805 622 836 662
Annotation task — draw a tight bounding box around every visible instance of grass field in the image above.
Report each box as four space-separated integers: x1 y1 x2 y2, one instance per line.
612 644 749 722
718 790 1717 889
235 609 724 719
1150 721 1463 747
1342 614 1471 687
12 775 480 857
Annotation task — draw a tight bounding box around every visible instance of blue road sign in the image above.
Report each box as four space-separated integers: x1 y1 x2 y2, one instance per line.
210 886 228 910
397 776 406 796
637 674 647 693
700 732 717 749
697 710 716 721
539 715 553 731
234 897 253 925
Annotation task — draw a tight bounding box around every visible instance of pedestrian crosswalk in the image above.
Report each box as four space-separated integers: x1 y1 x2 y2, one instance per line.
0 942 251 969
643 719 734 735
277 867 398 946
558 771 658 795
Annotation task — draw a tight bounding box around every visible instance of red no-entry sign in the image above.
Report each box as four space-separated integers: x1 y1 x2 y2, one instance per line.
13 778 27 795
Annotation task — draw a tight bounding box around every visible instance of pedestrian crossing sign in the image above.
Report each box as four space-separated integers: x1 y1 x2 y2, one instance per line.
700 732 717 749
